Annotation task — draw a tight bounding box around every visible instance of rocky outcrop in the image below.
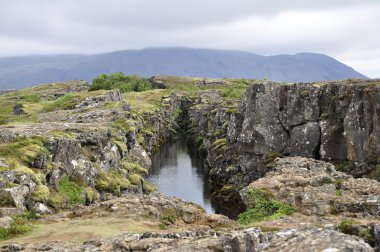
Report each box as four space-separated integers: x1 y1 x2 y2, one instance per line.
239 156 380 248
179 80 380 212
241 157 380 217
0 82 181 215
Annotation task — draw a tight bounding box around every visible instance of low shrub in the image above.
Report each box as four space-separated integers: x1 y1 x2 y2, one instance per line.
159 209 177 230
90 73 152 93
57 177 85 205
238 189 294 225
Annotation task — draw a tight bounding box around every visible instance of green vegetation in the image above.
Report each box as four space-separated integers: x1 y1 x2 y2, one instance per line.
238 189 294 225
84 187 100 204
111 118 135 134
159 209 177 230
47 192 66 211
0 211 39 241
337 219 358 234
375 164 380 180
320 112 330 120
43 93 78 112
213 138 227 151
194 135 207 156
123 89 171 113
300 90 311 98
0 136 48 167
90 73 152 93
122 161 148 175
128 173 143 186
319 176 334 185
335 161 351 172
95 171 130 194
265 152 283 168
21 94 41 103
57 177 85 205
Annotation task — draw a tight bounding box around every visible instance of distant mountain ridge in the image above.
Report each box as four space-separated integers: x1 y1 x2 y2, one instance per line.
0 47 367 89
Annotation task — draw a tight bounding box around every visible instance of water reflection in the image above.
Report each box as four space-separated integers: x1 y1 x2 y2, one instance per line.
148 136 215 214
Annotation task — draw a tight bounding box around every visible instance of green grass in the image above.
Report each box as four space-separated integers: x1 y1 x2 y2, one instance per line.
42 93 78 112
123 89 171 113
111 118 136 134
238 189 294 225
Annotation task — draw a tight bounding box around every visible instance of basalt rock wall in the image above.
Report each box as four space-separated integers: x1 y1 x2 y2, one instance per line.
237 80 380 174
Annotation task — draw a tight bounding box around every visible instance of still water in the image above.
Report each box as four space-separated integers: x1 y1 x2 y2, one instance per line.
148 137 215 214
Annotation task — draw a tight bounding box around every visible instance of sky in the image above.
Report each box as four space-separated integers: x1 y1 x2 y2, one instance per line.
0 0 379 78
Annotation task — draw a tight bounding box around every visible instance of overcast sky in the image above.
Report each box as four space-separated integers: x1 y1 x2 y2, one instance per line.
0 0 379 77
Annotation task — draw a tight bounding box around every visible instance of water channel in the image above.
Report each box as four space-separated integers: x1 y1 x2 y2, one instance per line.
148 136 216 214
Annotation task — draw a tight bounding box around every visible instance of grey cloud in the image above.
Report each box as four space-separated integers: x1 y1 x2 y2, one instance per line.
0 0 378 77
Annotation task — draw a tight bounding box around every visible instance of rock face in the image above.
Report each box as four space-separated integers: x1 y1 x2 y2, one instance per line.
238 80 380 168
181 80 380 196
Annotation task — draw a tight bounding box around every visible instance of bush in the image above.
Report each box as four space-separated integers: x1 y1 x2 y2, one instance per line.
238 189 294 225
159 209 177 230
337 219 357 234
57 177 85 204
90 73 152 93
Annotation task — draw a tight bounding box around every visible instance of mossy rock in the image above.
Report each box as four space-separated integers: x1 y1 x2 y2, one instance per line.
121 161 148 175
213 138 227 151
128 173 143 186
95 171 130 194
47 192 66 211
84 187 100 204
142 181 156 194
31 185 50 203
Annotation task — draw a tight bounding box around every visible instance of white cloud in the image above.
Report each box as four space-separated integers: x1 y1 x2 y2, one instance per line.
0 0 378 77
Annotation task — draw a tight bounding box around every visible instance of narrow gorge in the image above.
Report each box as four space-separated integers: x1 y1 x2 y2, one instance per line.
0 76 379 251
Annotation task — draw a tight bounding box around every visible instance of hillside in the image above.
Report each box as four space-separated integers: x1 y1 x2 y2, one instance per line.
0 48 367 89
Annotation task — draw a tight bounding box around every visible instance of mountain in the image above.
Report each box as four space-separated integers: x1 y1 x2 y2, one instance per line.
0 48 367 89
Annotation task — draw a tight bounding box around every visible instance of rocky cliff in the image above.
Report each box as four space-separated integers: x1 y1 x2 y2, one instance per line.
180 79 380 198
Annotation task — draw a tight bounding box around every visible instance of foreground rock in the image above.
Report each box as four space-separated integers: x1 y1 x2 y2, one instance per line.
2 227 373 251
240 156 380 249
241 157 380 217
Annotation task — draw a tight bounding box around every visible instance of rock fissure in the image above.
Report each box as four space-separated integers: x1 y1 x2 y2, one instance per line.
0 77 380 250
